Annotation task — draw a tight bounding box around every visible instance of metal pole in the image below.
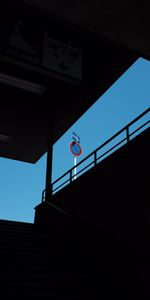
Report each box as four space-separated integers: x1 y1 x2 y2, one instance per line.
74 155 77 180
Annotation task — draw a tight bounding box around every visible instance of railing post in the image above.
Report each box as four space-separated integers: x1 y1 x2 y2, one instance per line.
70 170 72 183
41 189 46 203
94 151 97 166
126 126 130 142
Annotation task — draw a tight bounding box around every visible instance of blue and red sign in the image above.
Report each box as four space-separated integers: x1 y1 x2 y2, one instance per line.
70 141 82 156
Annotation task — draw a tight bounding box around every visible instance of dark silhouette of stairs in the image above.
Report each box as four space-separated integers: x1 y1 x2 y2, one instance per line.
0 219 81 298
1 215 150 298
0 220 49 297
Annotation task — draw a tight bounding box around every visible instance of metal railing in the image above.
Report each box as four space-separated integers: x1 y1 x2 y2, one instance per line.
42 108 149 201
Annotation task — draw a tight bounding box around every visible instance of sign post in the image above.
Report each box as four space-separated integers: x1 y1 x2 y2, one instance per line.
69 133 82 180
74 155 77 179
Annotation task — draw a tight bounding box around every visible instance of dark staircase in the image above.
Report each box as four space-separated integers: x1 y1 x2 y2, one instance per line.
0 219 81 298
1 218 150 299
0 220 49 297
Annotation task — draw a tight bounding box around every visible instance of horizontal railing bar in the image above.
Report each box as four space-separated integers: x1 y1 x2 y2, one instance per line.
53 128 126 185
91 108 149 155
53 178 70 193
71 161 94 179
54 138 128 193
97 137 127 161
52 108 149 188
52 140 130 194
125 107 149 127
73 138 127 179
53 161 95 192
53 165 94 194
75 108 149 168
129 120 149 138
53 131 124 185
52 172 70 186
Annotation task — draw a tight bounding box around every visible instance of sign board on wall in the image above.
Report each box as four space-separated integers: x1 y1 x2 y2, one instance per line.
43 33 82 80
0 3 82 83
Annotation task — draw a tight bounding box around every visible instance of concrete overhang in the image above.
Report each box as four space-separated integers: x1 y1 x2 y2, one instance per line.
1 0 149 163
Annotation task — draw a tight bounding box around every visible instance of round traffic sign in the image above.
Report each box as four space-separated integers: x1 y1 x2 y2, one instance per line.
69 141 82 156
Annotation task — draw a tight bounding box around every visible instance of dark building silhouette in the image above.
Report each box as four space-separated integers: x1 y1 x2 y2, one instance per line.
0 1 149 298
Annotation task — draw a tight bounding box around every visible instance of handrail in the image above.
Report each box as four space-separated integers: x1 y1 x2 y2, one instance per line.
42 108 149 201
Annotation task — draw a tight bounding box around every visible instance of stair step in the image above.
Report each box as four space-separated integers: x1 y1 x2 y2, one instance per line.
0 219 81 298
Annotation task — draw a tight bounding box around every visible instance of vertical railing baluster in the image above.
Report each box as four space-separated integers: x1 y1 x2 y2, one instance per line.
70 170 72 183
126 126 130 142
41 189 46 202
94 151 97 166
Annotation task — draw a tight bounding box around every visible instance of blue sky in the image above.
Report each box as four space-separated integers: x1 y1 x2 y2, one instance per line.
0 57 149 223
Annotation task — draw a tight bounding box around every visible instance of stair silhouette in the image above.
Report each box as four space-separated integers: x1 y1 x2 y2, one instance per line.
0 219 81 298
1 216 150 298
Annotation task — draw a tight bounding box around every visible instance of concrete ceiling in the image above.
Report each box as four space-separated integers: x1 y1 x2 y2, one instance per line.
23 0 150 60
0 0 149 163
